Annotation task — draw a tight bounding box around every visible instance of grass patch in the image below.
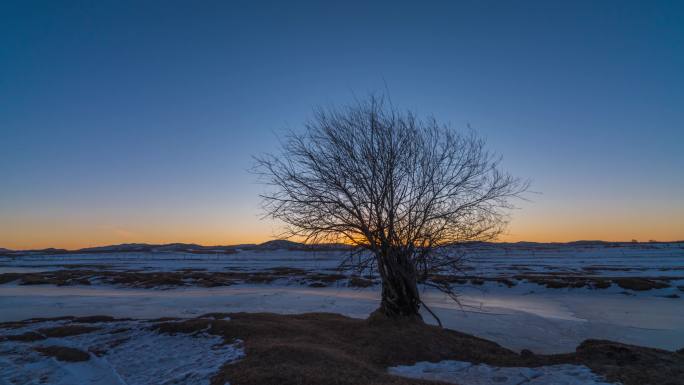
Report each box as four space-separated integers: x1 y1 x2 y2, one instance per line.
38 325 99 338
614 278 670 291
0 273 21 284
204 313 684 385
5 331 46 342
4 312 682 384
349 276 375 288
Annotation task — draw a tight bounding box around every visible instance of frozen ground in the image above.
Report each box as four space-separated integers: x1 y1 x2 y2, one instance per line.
388 360 618 385
1 281 682 354
0 318 244 385
0 317 630 385
2 242 683 279
458 242 684 278
0 243 682 355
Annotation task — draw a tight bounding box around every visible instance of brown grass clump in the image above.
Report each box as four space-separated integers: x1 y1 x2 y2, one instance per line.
6 268 676 292
591 279 612 289
146 312 684 385
349 276 375 288
0 317 75 331
72 315 118 323
37 325 99 338
4 312 682 384
154 313 557 385
0 273 20 284
4 268 357 289
152 318 214 335
5 331 46 342
576 339 684 385
428 274 467 285
495 278 516 287
614 278 670 291
35 346 90 362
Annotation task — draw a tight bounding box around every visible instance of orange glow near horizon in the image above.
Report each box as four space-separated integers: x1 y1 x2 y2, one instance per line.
2 210 682 250
2 1 683 253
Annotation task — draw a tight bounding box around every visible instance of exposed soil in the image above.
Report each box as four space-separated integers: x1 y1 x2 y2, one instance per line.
146 312 684 385
37 325 99 338
34 345 90 362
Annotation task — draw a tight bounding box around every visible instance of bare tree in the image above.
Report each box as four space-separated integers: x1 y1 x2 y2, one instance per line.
255 95 527 323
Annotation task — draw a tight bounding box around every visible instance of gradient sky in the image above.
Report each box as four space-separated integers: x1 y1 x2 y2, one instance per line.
1 0 683 249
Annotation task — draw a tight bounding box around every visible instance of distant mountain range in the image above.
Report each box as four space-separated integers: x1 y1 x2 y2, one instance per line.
0 240 351 256
0 239 681 256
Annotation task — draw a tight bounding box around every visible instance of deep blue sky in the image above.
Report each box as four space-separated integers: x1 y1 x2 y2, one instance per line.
1 0 683 248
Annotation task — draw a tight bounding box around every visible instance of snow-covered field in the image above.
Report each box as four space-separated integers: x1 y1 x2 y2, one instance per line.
2 242 682 279
1 243 682 384
388 360 618 385
0 250 346 274
0 244 682 349
1 281 682 354
459 242 684 278
0 318 243 385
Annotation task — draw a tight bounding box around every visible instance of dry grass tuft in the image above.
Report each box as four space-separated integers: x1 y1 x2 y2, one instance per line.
577 339 684 385
157 313 562 385
37 325 99 338
4 312 682 384
614 278 670 291
35 346 90 362
5 331 46 342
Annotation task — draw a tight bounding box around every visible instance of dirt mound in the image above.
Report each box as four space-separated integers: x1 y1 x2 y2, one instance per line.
146 312 683 385
576 339 684 385
4 312 681 384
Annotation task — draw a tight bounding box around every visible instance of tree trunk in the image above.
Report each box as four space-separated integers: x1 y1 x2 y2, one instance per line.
373 250 423 321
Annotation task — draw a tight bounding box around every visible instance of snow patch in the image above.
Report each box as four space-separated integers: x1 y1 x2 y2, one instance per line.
388 360 619 385
0 320 243 385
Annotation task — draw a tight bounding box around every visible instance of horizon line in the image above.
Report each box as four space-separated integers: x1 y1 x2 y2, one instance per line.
2 238 683 253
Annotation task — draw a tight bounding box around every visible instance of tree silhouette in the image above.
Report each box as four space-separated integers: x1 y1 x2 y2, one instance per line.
256 95 527 322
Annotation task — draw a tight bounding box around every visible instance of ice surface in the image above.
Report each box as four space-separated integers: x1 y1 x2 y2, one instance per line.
388 360 619 385
1 283 683 353
0 319 243 385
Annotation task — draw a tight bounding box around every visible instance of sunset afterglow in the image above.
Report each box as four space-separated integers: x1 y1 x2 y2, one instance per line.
2 1 682 250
